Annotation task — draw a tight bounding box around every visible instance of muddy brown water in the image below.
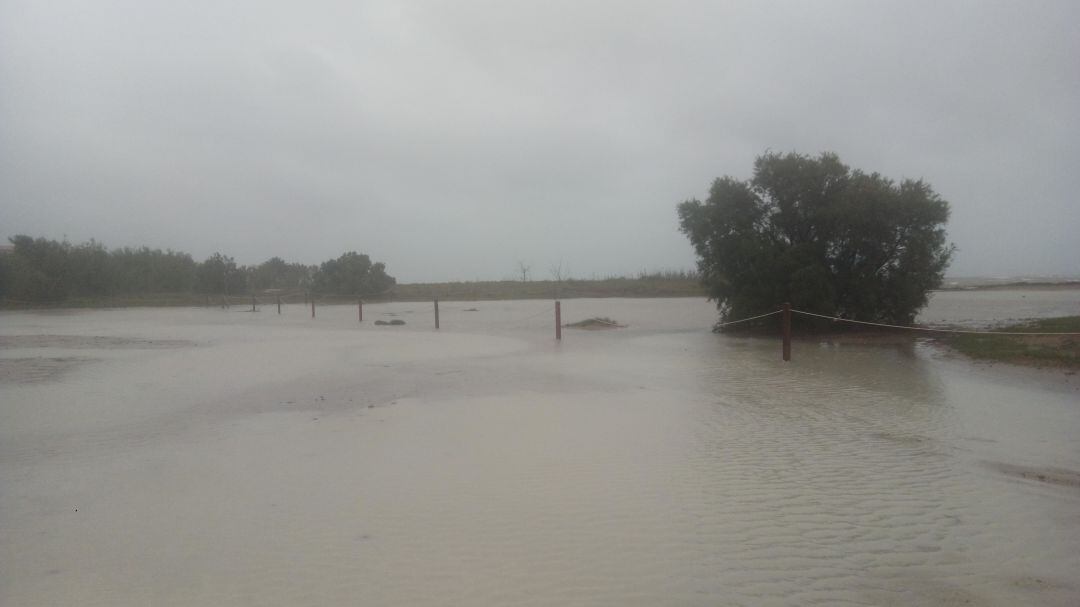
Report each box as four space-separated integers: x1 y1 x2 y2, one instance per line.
1 292 1079 606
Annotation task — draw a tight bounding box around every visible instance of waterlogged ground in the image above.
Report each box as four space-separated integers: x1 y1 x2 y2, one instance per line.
2 292 1079 606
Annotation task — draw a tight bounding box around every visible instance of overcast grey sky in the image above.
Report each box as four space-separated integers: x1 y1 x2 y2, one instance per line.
1 0 1077 282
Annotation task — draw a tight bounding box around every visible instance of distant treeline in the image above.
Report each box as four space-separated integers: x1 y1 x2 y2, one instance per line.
393 273 704 301
0 235 394 304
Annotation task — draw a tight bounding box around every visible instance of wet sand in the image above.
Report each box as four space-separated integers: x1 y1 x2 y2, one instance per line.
2 294 1079 605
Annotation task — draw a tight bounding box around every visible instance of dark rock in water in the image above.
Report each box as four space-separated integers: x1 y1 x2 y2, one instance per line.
374 320 388 325
375 319 407 326
464 308 479 312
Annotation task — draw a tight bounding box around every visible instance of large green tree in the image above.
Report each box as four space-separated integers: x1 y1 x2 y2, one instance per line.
194 253 242 295
678 151 954 328
312 251 395 296
250 257 314 291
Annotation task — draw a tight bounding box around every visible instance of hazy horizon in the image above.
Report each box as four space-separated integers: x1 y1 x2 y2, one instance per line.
2 1 1078 283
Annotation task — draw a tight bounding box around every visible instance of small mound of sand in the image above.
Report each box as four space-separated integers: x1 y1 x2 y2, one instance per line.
564 317 626 330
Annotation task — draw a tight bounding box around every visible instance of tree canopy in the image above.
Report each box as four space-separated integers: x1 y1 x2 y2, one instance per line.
250 257 313 292
312 251 396 296
677 151 954 328
0 236 197 301
194 253 242 295
0 236 395 303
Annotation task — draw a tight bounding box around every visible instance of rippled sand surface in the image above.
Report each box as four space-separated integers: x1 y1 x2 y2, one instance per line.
2 294 1079 606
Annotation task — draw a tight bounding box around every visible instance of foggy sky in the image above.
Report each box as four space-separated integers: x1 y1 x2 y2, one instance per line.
2 1 1077 282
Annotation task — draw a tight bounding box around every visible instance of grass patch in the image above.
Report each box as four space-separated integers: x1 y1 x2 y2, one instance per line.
945 316 1080 369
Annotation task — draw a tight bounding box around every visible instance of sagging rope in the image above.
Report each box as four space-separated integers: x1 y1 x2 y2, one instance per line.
791 309 1080 336
715 309 783 328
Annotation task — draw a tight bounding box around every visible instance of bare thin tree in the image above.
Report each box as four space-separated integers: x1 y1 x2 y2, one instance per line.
516 260 532 282
549 260 567 298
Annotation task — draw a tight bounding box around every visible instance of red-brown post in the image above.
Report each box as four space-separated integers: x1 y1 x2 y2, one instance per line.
782 302 792 362
311 298 315 319
358 298 363 322
434 298 440 329
555 300 562 340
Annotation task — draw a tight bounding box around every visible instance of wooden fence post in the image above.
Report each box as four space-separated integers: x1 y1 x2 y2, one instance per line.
277 295 281 315
782 302 792 362
434 298 440 329
311 298 315 319
358 298 363 322
555 300 562 340
251 294 256 312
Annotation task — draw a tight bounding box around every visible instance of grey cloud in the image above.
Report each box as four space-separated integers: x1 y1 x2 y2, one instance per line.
2 0 1077 281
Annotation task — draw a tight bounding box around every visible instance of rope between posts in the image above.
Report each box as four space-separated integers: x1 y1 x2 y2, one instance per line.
791 309 1080 336
715 309 782 328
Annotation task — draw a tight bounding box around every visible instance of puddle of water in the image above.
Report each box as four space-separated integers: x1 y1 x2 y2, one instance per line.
1 292 1078 606
0 357 96 384
0 335 194 349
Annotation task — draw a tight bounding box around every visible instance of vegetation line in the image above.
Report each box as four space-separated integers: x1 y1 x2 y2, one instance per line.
390 276 703 302
0 235 394 305
943 316 1080 369
792 309 1080 335
0 235 705 308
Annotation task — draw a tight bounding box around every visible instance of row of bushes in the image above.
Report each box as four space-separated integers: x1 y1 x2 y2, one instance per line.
0 235 394 303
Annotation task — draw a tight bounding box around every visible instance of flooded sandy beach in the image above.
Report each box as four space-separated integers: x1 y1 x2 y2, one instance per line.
2 292 1079 606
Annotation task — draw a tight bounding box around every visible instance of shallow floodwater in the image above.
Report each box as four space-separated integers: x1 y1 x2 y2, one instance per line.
918 288 1080 327
2 292 1078 606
